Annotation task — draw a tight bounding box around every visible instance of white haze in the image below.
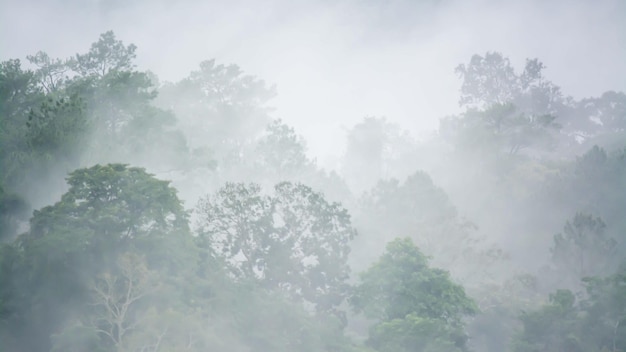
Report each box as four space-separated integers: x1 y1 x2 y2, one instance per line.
2 0 625 168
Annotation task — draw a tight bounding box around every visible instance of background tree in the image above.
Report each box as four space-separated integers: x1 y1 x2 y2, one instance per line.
350 170 501 281
455 52 564 115
513 264 626 352
513 289 583 352
157 59 276 165
254 119 312 179
70 30 137 78
196 181 356 313
341 117 417 194
551 213 617 289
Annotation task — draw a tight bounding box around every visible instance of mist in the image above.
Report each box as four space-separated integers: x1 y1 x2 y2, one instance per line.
3 0 625 164
1 0 625 351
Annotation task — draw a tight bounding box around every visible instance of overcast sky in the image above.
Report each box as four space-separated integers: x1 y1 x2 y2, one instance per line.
2 0 625 165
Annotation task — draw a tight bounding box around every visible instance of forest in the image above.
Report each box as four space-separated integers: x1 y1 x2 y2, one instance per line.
1 27 625 352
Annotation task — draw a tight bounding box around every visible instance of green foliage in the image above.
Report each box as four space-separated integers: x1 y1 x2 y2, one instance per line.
581 266 626 351
514 266 626 352
26 95 87 161
352 238 477 351
2 34 625 352
513 289 583 352
227 281 357 352
158 58 276 156
551 213 617 287
255 118 311 176
351 171 501 283
369 313 465 352
27 51 71 93
440 103 560 156
71 31 137 78
0 59 44 188
455 52 564 115
6 164 192 351
540 146 626 255
196 181 356 312
571 91 626 144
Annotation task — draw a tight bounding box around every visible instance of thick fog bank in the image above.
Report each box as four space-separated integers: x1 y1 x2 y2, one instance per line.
3 0 625 163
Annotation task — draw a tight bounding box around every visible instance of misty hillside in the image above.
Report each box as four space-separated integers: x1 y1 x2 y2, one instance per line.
1 1 625 351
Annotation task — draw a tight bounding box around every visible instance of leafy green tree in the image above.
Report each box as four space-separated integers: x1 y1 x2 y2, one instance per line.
196 181 356 312
351 238 477 352
513 289 583 352
4 164 193 351
26 95 87 162
449 52 576 156
0 59 44 188
70 31 137 79
58 31 190 170
540 146 626 263
551 213 617 287
0 58 88 239
513 265 626 352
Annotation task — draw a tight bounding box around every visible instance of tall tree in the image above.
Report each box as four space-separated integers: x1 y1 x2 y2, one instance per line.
455 52 564 116
341 117 416 193
196 181 356 312
551 213 617 287
3 164 193 351
157 59 276 162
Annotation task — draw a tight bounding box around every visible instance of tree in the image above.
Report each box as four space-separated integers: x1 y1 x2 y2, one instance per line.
455 52 564 116
513 265 626 352
449 53 567 156
580 265 626 352
439 103 560 156
27 51 71 93
568 91 626 144
341 117 416 193
157 59 276 157
513 289 583 352
196 181 356 312
87 252 159 350
70 31 137 79
352 171 490 277
6 164 192 351
351 238 477 352
61 31 190 170
0 59 44 188
255 119 311 178
551 213 617 288
0 58 87 240
25 95 87 164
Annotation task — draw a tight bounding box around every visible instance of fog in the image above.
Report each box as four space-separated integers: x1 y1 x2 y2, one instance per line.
3 0 625 164
1 0 625 351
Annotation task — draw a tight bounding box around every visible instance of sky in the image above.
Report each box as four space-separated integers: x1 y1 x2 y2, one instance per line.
2 0 625 167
